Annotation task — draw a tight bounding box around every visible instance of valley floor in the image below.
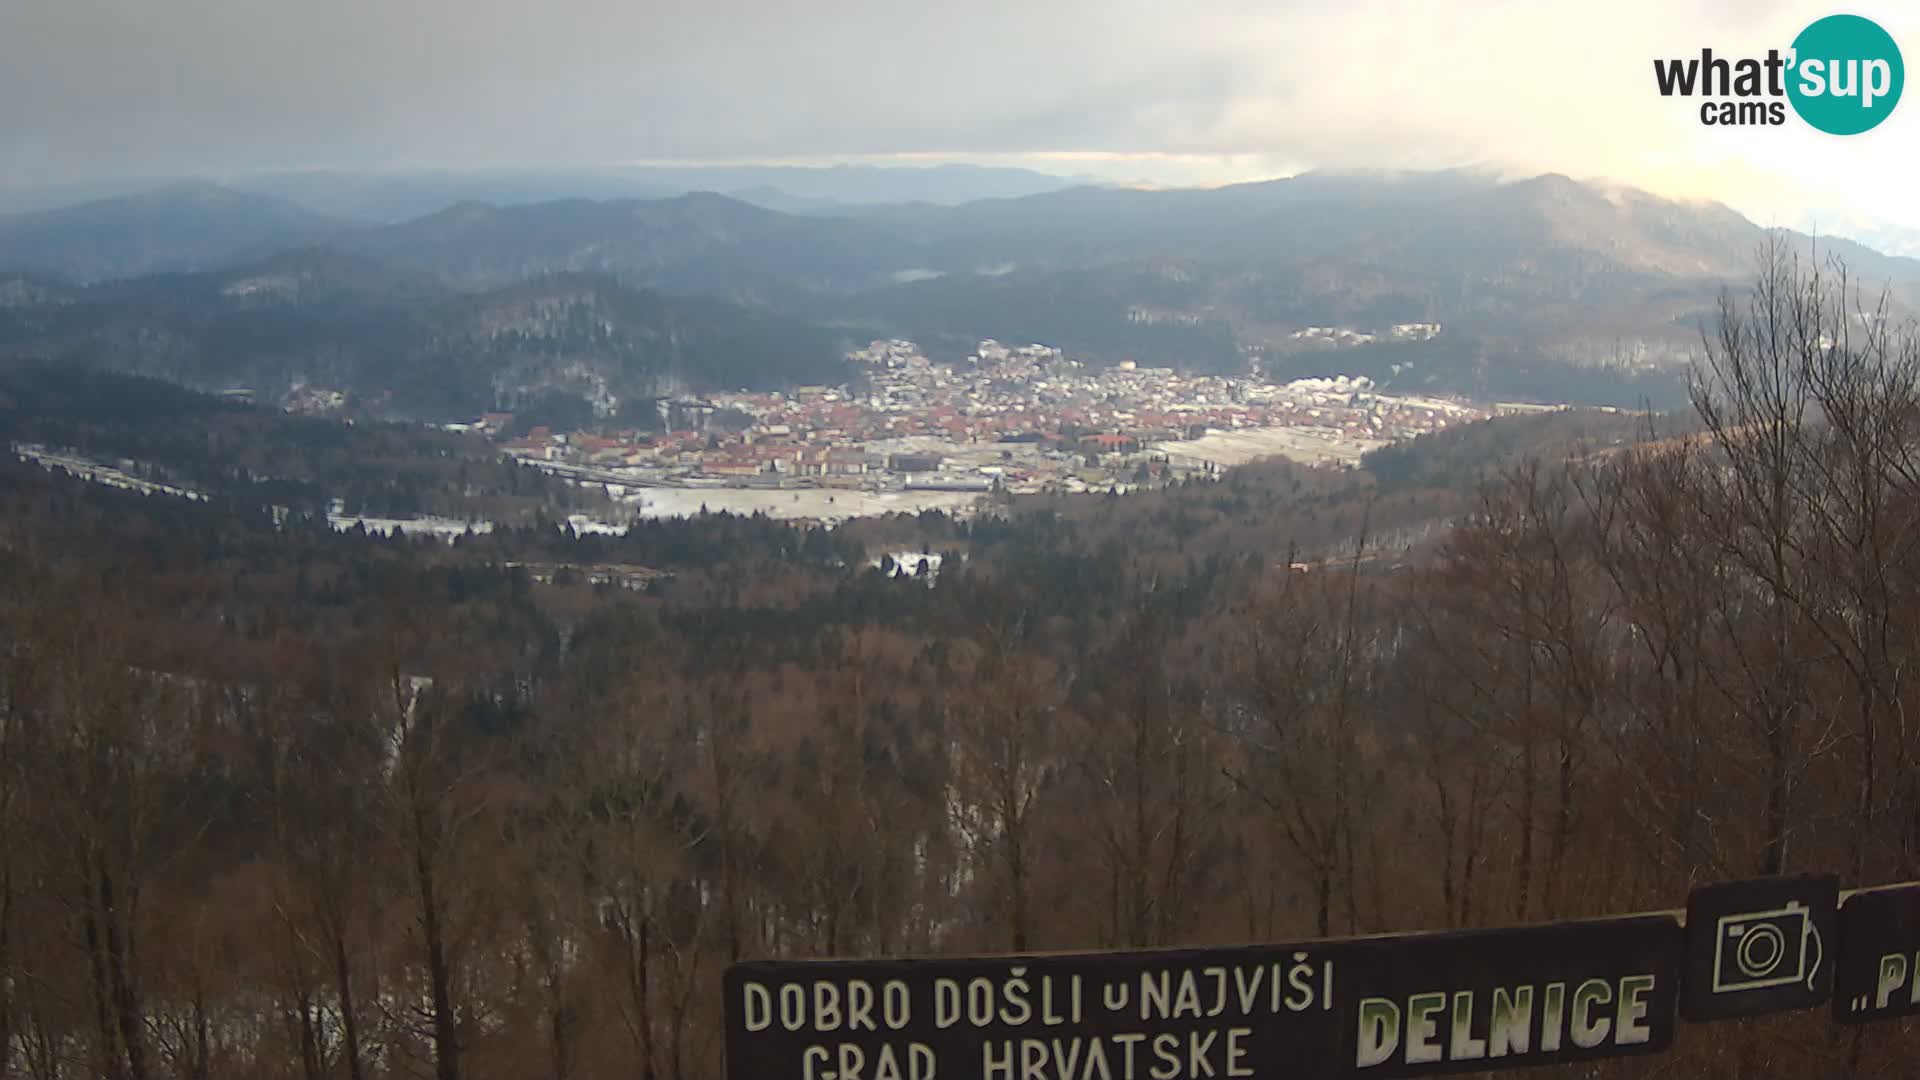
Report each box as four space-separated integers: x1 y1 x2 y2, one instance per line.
618 484 985 524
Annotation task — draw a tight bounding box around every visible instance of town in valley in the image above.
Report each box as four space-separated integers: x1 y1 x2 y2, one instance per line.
460 337 1514 523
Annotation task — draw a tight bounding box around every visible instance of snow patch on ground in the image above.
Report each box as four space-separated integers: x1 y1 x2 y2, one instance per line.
13 444 208 501
620 487 984 524
326 514 494 539
872 551 944 578
564 514 630 536
1152 427 1388 469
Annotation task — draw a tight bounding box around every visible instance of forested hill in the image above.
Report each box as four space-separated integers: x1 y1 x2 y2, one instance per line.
5 255 1920 1076
0 361 613 522
1360 405 1697 492
0 181 348 280
6 171 1920 410
0 260 850 416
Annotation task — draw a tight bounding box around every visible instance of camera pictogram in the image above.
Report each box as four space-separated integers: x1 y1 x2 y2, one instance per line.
1683 874 1838 1020
1712 901 1823 994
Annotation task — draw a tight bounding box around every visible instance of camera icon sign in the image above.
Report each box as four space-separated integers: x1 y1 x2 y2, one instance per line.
1712 901 1823 994
1682 873 1838 1020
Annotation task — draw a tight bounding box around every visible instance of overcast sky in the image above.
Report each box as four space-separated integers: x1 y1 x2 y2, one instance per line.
4 0 1916 229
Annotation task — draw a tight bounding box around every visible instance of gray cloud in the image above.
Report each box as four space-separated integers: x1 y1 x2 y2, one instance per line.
2 0 1915 226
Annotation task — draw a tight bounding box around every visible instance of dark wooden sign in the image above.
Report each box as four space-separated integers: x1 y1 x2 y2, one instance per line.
1833 883 1920 1023
1679 874 1837 1021
723 915 1682 1080
1334 916 1681 1076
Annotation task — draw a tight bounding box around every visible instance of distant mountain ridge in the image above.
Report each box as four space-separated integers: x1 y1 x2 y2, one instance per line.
222 163 1093 222
8 169 1917 301
5 169 1919 413
329 191 923 299
0 182 348 282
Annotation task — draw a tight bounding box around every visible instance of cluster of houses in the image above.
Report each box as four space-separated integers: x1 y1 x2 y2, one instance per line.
450 337 1490 492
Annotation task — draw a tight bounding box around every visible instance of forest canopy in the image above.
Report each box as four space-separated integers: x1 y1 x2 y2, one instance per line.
1 247 1918 1079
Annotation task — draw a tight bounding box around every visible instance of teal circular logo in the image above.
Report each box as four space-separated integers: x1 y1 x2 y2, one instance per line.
1787 14 1904 134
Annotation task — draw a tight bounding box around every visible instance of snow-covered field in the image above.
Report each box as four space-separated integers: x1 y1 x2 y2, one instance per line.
620 486 984 524
564 514 629 536
1152 427 1389 469
327 514 494 539
17 442 976 535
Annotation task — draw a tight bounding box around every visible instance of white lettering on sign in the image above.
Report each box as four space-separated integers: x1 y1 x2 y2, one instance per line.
1873 952 1920 1010
1353 975 1660 1069
729 919 1678 1080
745 979 916 1034
803 1043 936 1080
979 1029 1255 1080
936 972 1085 1030
1569 979 1611 1049
1135 957 1332 1021
1448 992 1485 1061
1616 976 1656 1045
1488 986 1532 1057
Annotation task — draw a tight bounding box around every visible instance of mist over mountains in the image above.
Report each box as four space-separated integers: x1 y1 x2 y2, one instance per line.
231 163 1100 222
0 182 346 281
3 166 1917 416
0 164 1093 223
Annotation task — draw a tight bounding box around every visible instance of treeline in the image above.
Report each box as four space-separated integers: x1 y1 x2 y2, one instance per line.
3 250 1920 1079
1360 407 1673 493
1264 336 1695 410
0 262 850 419
0 360 610 522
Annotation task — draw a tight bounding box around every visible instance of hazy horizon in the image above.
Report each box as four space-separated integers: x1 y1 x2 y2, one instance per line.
5 0 1916 233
